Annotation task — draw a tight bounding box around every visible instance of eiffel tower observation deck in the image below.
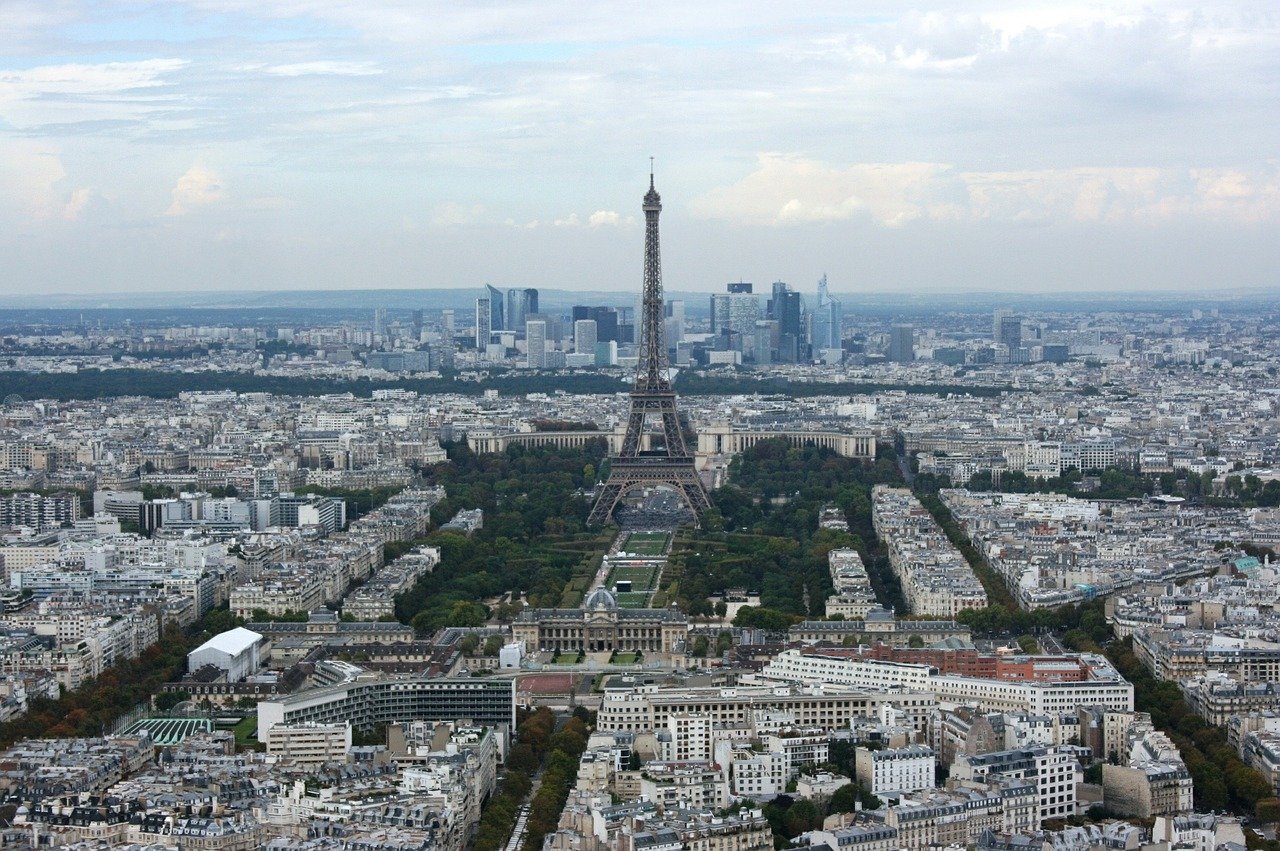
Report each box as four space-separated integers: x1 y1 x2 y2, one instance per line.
587 169 711 528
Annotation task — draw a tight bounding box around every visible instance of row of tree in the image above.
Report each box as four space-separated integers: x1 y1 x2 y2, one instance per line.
520 707 592 851
1105 637 1280 818
671 440 904 618
0 605 244 746
915 492 1019 610
0 368 1009 404
393 441 609 632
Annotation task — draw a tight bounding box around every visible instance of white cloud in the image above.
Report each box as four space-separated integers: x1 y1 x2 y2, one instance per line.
0 58 187 99
588 210 620 227
165 165 225 216
691 154 1280 227
263 61 383 77
0 139 74 221
0 58 190 130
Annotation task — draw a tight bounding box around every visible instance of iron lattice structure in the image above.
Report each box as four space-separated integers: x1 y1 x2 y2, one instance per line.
587 173 711 527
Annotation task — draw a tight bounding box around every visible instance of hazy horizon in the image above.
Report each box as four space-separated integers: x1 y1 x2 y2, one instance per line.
3 2 1278 295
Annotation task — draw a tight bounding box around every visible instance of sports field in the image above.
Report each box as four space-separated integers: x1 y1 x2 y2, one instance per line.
614 592 653 608
607 563 658 590
519 673 576 694
623 531 670 556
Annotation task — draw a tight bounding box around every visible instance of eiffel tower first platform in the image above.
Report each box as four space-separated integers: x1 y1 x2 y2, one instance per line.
587 170 711 527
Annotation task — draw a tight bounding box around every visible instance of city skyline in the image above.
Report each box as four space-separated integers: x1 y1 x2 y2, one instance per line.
2 2 1278 295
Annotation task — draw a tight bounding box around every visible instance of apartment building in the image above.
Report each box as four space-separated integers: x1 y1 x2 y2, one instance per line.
854 744 935 796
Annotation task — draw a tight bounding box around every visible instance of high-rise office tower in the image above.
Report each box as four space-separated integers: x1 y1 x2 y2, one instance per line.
767 282 805 361
410 309 424 340
729 294 761 351
616 306 635 344
812 274 843 351
485 284 505 331
373 307 387 338
992 308 1012 341
507 287 539 332
768 282 803 336
526 320 547 368
441 310 455 335
710 294 730 334
998 315 1023 349
574 319 597 354
712 283 762 349
506 289 522 332
664 301 684 346
889 324 915 362
572 306 619 343
475 298 491 348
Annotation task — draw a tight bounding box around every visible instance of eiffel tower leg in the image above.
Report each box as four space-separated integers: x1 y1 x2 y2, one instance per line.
682 477 712 514
621 411 646 456
588 480 626 527
660 406 688 457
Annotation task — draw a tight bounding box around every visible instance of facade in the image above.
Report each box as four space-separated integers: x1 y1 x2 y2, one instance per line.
788 614 970 646
952 746 1085 826
854 744 935 796
759 649 1135 714
889 324 915 363
264 722 352 766
526 320 547 369
873 486 988 617
475 297 491 348
697 424 875 460
0 491 81 531
1102 761 1193 818
511 589 687 653
574 319 598 355
257 676 515 740
597 683 936 737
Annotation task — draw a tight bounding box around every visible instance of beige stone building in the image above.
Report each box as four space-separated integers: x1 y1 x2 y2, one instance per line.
512 588 687 654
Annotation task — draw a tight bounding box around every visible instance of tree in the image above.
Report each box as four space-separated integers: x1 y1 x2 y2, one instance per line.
732 606 796 631
1256 797 1280 823
154 690 189 711
783 799 821 837
507 742 538 773
483 635 504 657
447 601 487 627
829 782 860 813
459 634 480 656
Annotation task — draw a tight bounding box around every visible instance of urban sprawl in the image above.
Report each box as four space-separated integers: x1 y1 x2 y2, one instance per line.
0 278 1276 851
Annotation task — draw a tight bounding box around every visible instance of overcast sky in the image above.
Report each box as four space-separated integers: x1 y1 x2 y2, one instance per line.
2 1 1278 296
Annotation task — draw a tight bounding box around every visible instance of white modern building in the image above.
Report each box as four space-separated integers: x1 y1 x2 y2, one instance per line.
854 745 935 797
265 721 352 766
186 627 264 682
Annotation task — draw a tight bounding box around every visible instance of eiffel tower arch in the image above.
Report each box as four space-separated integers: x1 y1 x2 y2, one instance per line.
588 169 711 527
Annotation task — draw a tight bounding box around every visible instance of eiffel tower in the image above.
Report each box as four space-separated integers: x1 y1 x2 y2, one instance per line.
588 168 711 527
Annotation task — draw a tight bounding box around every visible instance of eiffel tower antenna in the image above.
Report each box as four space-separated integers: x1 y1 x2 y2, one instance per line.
588 169 711 527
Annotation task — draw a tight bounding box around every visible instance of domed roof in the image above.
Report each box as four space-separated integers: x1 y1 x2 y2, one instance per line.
584 587 618 610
